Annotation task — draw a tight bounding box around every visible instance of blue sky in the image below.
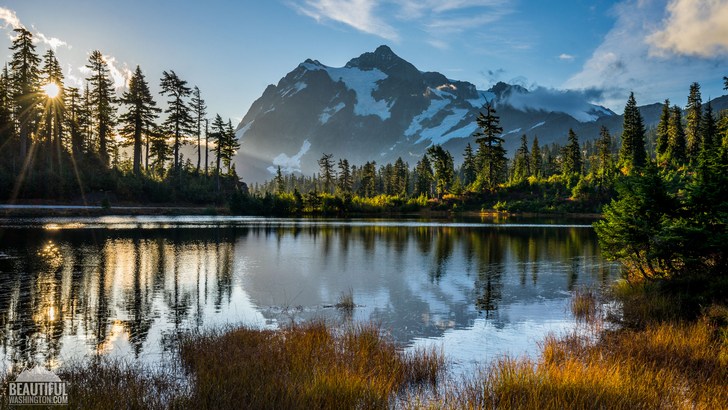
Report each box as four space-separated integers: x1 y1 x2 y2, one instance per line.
1 0 726 125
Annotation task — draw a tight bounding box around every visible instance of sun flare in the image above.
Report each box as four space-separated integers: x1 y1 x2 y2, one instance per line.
42 82 60 99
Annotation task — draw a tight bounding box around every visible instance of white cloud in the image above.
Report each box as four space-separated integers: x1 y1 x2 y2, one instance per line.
102 55 133 90
647 0 728 57
0 7 22 29
65 64 84 88
564 0 727 111
34 32 69 51
558 53 575 61
267 140 312 174
292 0 399 41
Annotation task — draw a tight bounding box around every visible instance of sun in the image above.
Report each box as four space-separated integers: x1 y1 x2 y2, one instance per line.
42 82 60 99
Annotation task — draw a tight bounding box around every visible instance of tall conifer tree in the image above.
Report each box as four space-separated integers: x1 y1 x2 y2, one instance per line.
10 28 41 160
618 92 647 173
160 70 193 172
85 50 117 166
119 66 159 176
685 82 702 162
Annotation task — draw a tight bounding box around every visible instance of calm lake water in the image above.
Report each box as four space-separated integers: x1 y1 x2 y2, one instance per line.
0 216 618 374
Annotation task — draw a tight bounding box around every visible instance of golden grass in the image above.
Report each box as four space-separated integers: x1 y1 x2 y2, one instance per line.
570 287 598 323
177 321 444 409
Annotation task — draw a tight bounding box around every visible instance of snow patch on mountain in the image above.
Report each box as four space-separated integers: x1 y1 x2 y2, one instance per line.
504 128 522 136
319 102 346 124
415 108 475 146
267 140 312 174
302 62 391 120
280 81 307 98
530 121 546 130
236 120 254 139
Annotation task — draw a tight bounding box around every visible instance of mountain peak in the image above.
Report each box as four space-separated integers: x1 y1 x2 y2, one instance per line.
345 45 419 79
488 82 528 99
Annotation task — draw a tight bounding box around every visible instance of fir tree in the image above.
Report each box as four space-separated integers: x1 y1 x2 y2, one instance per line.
160 70 193 172
337 158 352 193
562 129 582 175
700 101 717 154
414 155 433 197
210 114 226 189
595 126 615 191
655 99 671 163
10 28 41 160
393 157 408 196
222 119 239 173
512 134 530 182
41 49 64 161
0 65 14 153
190 86 206 173
119 66 159 176
685 82 702 162
461 143 477 186
667 105 687 166
473 103 506 191
530 136 542 179
318 153 335 194
618 92 647 173
85 50 117 166
427 145 454 198
274 166 285 193
360 161 377 197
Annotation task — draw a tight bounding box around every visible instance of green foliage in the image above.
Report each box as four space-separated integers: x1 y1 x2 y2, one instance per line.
619 92 647 174
473 103 507 191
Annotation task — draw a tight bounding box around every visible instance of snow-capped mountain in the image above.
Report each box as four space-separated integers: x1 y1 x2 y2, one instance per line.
232 45 669 182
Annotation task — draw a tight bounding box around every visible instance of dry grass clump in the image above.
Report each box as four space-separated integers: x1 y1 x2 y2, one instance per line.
570 287 598 323
178 321 444 409
335 288 356 313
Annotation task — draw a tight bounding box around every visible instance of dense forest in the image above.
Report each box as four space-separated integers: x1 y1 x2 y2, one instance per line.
1 27 727 222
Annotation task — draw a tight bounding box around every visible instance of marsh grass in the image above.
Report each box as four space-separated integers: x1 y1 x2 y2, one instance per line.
177 321 444 409
335 288 356 313
570 287 598 323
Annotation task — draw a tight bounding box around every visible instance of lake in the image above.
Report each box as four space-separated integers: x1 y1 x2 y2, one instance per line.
0 216 618 374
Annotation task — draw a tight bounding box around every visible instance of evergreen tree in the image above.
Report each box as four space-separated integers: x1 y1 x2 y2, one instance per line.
461 143 477 186
685 82 702 162
40 49 64 164
210 114 226 188
512 134 530 182
337 158 352 193
595 126 615 191
700 101 717 154
473 103 506 191
393 157 408 196
274 166 285 193
149 125 170 176
79 84 93 155
0 65 15 154
562 129 582 175
427 145 454 198
618 92 647 173
159 70 193 172
10 28 41 160
667 105 687 166
221 119 239 173
85 50 117 166
318 153 335 194
119 66 159 176
414 155 433 197
359 161 377 197
655 99 671 163
190 86 206 173
64 87 83 157
530 136 542 178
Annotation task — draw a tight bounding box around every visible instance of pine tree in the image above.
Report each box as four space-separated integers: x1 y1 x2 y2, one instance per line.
0 65 14 153
190 86 206 173
393 157 408 196
427 145 454 198
41 49 65 163
461 143 477 186
149 125 170 176
210 114 226 188
512 134 530 182
221 119 239 173
85 50 117 167
119 66 159 176
64 86 83 157
530 136 542 179
10 28 41 160
359 161 377 197
595 126 615 191
667 105 687 166
473 103 506 191
274 166 285 193
562 129 582 175
685 82 703 162
700 101 717 154
79 84 93 155
318 153 335 194
618 92 647 173
160 70 193 172
337 158 352 193
414 155 433 197
655 99 670 164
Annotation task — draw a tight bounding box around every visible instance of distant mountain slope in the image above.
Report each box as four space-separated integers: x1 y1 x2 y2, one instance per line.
234 45 727 183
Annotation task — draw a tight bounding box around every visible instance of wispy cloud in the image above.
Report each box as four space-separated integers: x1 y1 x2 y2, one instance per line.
559 53 575 61
0 7 22 29
34 31 69 51
102 55 133 90
289 0 513 47
564 0 726 111
291 0 399 41
647 0 728 57
502 86 611 122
